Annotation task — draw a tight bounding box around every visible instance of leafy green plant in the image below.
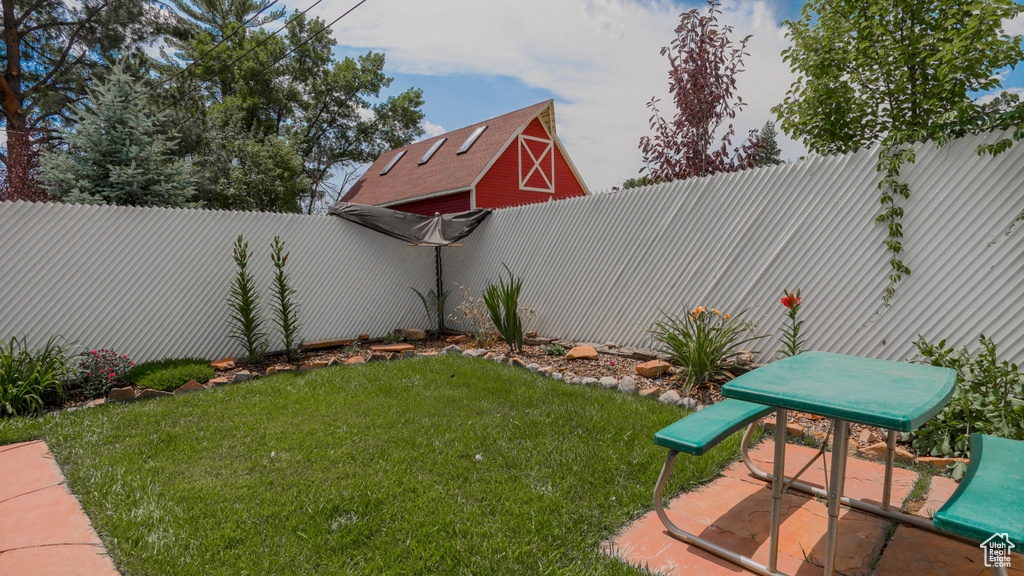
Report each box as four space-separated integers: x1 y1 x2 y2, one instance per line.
124 358 214 392
270 236 302 362
649 306 766 396
777 289 806 358
227 235 268 363
0 335 75 416
78 348 134 398
412 287 448 335
544 343 567 356
342 343 362 355
483 264 524 354
914 335 1024 479
382 332 402 345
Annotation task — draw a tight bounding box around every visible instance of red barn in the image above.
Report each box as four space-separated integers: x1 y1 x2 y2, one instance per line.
341 100 589 215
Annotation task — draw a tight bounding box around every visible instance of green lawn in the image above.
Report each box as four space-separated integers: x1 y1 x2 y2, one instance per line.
0 355 748 576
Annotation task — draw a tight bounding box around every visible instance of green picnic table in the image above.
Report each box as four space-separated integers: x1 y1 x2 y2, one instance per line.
653 351 959 576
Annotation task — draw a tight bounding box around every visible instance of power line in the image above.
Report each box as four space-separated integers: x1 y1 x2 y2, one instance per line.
157 0 331 116
154 0 284 90
169 0 368 133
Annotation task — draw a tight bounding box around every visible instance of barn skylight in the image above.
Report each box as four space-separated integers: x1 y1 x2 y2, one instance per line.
418 138 447 165
380 150 406 175
457 125 487 154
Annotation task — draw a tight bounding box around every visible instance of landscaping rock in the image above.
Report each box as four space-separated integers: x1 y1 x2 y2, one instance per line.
299 361 328 372
493 355 506 363
860 441 916 464
441 345 462 355
483 352 496 359
618 376 637 394
266 365 295 376
636 360 672 378
599 376 617 389
85 398 105 408
469 348 488 358
552 372 563 381
680 397 697 410
563 372 578 382
395 328 427 341
174 380 207 394
605 342 617 348
358 334 370 340
107 386 137 403
918 456 967 471
446 334 470 344
658 390 681 405
525 331 538 338
510 357 527 368
640 388 661 399
345 356 366 365
369 352 394 362
569 378 583 385
537 366 555 375
526 363 541 372
326 356 341 367
302 339 354 350
211 357 236 371
565 346 599 360
581 377 600 386
418 351 438 357
138 388 172 399
369 343 415 353
208 377 231 386
399 350 416 359
233 371 253 383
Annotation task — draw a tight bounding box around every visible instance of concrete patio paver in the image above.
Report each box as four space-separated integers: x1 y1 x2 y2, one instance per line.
0 441 119 576
606 442 1022 576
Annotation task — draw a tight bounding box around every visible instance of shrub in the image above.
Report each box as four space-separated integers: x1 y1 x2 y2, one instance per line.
270 236 302 362
544 343 567 356
124 358 214 392
79 348 134 398
649 307 766 396
483 264 525 354
914 335 1024 478
227 235 268 362
0 336 75 416
448 283 499 347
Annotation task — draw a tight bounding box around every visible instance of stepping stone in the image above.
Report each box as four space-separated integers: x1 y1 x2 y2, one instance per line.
368 344 415 352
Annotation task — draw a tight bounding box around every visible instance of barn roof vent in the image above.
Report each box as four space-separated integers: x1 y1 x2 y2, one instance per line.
418 137 447 165
457 125 487 154
380 150 406 175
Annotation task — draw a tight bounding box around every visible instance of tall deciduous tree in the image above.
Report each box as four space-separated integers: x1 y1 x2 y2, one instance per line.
773 0 1023 155
773 0 1024 305
639 0 759 182
753 121 783 167
1 0 156 182
40 61 194 206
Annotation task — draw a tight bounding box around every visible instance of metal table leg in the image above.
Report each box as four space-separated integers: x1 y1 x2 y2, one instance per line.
823 419 850 576
769 408 787 573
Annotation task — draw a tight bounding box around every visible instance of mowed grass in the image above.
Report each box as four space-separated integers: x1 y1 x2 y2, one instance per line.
0 355 748 576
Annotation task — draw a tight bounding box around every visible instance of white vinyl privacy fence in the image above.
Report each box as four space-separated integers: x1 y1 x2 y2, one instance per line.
1 130 1022 364
0 203 435 362
446 130 1024 363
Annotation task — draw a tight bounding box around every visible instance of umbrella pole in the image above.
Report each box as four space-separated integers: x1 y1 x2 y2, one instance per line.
435 246 444 333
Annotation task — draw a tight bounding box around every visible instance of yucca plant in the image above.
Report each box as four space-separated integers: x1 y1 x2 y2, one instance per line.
0 335 75 416
412 287 448 335
227 235 268 363
270 236 302 362
649 307 766 396
483 264 524 354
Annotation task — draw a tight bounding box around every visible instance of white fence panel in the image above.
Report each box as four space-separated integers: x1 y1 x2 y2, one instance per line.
0 203 435 363
444 131 1024 363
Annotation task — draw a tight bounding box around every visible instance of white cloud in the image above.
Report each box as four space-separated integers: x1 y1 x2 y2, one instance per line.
976 87 1024 105
420 120 447 140
324 0 802 189
1004 13 1024 36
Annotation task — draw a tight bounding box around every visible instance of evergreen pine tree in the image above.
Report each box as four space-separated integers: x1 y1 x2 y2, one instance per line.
754 121 785 167
41 61 195 207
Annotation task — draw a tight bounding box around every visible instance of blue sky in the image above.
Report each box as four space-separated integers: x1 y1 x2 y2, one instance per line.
318 0 1024 191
